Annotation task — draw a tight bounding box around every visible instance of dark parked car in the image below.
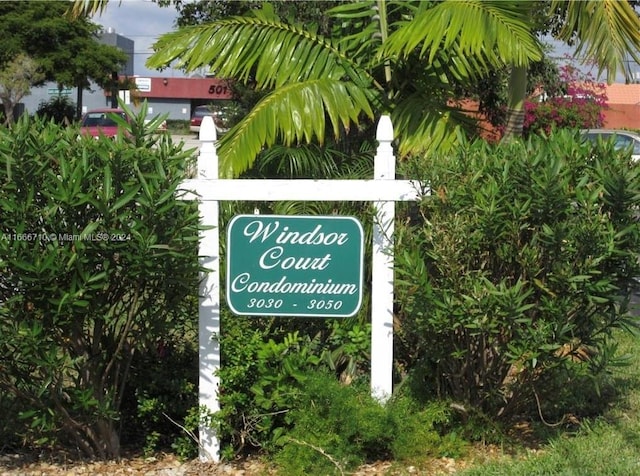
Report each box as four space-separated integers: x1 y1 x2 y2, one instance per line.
190 105 215 133
581 129 640 161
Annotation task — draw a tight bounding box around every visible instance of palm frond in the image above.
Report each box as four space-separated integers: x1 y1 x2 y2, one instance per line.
148 15 375 90
329 1 382 60
553 0 640 83
218 79 376 177
67 0 109 18
392 92 476 158
271 201 344 216
337 150 375 180
383 0 542 69
250 144 343 179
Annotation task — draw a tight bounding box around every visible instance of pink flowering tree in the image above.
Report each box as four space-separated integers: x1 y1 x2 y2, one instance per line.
523 63 607 137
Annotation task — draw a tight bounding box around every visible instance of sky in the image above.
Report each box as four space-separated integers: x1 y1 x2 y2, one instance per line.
541 36 633 84
92 0 184 78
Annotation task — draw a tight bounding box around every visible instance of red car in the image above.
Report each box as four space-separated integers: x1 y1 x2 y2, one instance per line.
80 108 129 138
190 105 214 133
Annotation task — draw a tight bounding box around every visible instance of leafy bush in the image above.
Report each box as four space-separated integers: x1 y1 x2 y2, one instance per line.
214 315 325 457
388 394 464 461
212 309 379 459
0 388 24 449
213 311 464 469
523 64 607 136
0 105 199 458
395 130 640 421
274 372 389 474
273 371 463 475
119 334 199 458
36 96 77 124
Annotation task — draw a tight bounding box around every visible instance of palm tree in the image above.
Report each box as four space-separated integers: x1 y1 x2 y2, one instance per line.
73 0 640 172
145 1 542 176
380 1 545 140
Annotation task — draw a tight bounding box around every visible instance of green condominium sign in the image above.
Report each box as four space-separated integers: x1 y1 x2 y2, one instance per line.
226 215 364 317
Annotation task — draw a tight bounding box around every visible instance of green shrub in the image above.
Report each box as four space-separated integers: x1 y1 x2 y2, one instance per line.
395 130 640 421
214 315 325 455
274 373 389 474
212 308 380 459
119 333 199 458
36 96 76 124
0 104 199 459
388 395 464 461
273 371 464 475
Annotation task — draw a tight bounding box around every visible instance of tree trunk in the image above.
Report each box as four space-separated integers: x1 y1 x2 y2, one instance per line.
76 83 84 121
95 418 121 459
502 65 528 140
1 98 14 125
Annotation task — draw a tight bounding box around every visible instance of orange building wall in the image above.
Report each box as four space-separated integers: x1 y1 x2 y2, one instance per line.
602 83 640 130
603 104 640 130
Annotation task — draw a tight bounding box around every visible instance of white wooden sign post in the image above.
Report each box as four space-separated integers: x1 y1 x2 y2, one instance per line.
178 115 421 462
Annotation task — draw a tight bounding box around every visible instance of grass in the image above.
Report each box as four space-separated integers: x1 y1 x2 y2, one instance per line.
166 119 191 135
459 326 640 475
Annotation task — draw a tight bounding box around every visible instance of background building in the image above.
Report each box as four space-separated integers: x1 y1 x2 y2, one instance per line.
120 76 233 121
20 30 231 122
100 27 134 77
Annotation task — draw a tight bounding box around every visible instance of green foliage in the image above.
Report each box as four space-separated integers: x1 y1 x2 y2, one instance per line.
212 305 465 467
250 331 322 412
150 0 640 174
212 303 383 457
388 394 465 461
0 106 199 458
551 0 640 84
147 1 545 175
36 96 77 125
382 1 542 68
0 53 44 124
169 404 203 460
0 2 127 90
323 321 371 381
395 130 640 420
214 315 323 454
274 373 388 475
273 371 464 475
213 313 268 454
119 334 198 459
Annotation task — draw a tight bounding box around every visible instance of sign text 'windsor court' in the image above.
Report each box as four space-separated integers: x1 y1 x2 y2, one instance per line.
226 215 364 317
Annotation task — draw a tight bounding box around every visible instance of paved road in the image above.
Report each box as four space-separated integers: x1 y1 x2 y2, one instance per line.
172 134 201 151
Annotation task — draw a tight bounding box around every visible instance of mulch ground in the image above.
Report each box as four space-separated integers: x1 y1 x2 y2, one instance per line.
0 450 486 475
